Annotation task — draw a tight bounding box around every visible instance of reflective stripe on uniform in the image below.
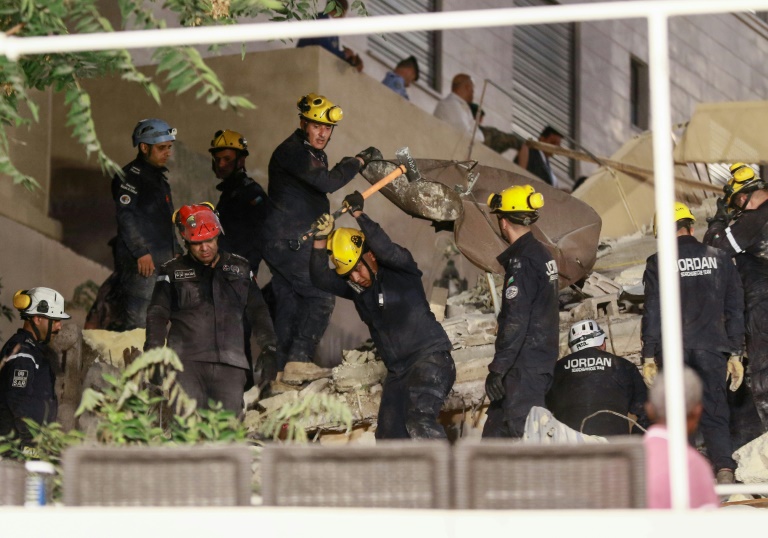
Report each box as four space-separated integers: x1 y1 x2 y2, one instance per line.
725 227 743 254
157 275 170 282
6 352 39 369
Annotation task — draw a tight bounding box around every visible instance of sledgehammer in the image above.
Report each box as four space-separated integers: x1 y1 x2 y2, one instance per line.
298 146 423 244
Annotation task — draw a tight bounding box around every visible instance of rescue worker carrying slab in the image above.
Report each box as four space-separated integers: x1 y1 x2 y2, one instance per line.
144 203 277 412
308 194 456 439
111 119 182 330
643 201 745 484
210 129 269 275
546 319 649 436
261 93 379 371
482 185 560 438
0 288 70 446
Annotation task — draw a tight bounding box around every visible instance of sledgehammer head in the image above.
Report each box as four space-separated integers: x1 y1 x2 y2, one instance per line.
395 146 422 183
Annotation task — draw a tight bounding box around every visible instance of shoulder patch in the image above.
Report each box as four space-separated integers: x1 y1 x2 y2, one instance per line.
505 286 518 300
222 263 244 276
174 269 196 280
12 369 29 388
129 165 141 175
119 182 138 195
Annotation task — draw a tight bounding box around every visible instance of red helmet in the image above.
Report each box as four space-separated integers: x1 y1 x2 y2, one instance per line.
173 203 222 242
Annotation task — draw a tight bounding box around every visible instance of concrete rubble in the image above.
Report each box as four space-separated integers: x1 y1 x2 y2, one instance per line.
69 258 648 442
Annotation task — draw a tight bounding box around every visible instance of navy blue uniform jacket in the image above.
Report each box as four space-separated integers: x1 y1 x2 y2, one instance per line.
642 234 744 357
310 214 452 375
490 232 559 374
263 129 360 240
0 329 58 442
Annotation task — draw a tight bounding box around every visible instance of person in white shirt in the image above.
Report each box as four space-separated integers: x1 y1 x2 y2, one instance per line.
434 73 484 143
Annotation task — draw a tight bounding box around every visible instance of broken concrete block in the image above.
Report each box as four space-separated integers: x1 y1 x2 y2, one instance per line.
332 360 387 392
582 272 622 297
430 286 449 322
82 328 146 370
244 386 261 410
299 378 330 397
569 299 597 321
281 361 332 385
734 431 768 483
268 379 297 395
256 390 299 414
465 313 497 334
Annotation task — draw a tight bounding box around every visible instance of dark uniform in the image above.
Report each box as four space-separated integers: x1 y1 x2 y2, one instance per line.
262 129 360 368
310 214 455 439
643 234 744 470
546 347 649 436
144 251 276 412
483 231 560 438
216 170 269 274
0 329 58 444
112 157 182 329
704 201 768 430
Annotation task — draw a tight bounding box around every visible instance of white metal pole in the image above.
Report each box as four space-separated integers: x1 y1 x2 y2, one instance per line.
647 13 690 510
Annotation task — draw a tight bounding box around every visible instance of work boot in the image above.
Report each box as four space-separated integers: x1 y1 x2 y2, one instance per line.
716 468 735 484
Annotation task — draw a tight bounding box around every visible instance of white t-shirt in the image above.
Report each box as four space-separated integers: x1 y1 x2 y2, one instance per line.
434 93 484 143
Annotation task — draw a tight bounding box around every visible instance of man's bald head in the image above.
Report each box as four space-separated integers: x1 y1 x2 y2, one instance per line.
451 74 475 103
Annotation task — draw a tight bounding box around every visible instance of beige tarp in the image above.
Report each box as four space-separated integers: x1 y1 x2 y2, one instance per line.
573 132 701 240
674 101 768 164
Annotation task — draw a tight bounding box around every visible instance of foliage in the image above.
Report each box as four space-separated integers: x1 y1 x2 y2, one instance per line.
0 347 247 502
249 392 353 443
67 279 100 313
1 0 367 189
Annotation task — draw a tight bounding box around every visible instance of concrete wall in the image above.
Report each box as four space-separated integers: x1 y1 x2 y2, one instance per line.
0 214 110 339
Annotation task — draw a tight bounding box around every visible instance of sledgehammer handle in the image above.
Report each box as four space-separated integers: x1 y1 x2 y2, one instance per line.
298 164 407 244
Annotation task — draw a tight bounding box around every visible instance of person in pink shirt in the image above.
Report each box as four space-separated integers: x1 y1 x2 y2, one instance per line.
644 368 720 509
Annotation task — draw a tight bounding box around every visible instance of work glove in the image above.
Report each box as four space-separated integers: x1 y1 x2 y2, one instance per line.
726 354 744 392
485 371 506 402
706 197 731 225
642 358 658 387
313 213 335 240
342 191 365 214
356 146 382 169
256 345 279 388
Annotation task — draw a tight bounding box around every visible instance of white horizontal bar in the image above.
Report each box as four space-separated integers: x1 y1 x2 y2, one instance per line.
716 483 768 496
2 0 768 59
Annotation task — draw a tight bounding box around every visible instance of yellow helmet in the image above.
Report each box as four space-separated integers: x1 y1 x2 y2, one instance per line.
487 185 544 225
653 202 695 237
297 93 343 125
209 129 248 156
327 227 366 276
724 163 765 210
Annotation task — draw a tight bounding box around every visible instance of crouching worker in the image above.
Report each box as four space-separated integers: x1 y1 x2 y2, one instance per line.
309 193 456 439
144 203 277 412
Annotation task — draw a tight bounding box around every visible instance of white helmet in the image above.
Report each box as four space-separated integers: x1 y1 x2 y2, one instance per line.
568 319 606 353
13 287 71 320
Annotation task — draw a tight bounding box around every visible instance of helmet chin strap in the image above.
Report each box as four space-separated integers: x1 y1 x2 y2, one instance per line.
28 317 53 344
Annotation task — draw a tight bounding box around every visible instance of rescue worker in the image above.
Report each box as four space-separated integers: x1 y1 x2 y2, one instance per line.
643 201 744 483
261 92 379 371
546 319 649 436
111 118 182 330
483 185 560 438
0 288 70 445
210 129 269 274
144 204 278 412
704 164 768 430
308 194 456 439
